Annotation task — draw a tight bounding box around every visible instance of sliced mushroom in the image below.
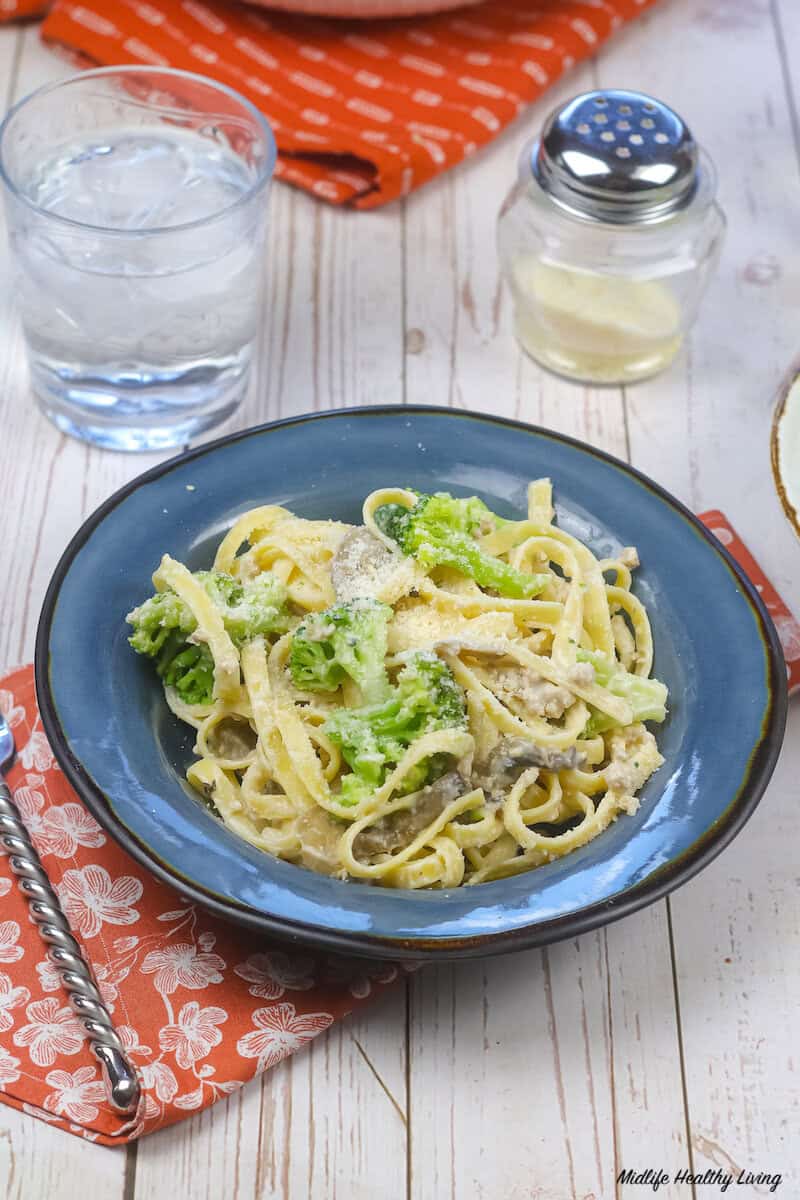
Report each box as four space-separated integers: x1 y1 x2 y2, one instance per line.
331 528 422 604
477 735 585 802
353 772 467 858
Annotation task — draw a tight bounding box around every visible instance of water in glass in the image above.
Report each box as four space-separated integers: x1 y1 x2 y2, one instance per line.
0 69 274 451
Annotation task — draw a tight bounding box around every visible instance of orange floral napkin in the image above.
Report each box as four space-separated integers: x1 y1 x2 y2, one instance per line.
1 0 658 207
700 511 800 694
0 665 407 1145
0 509 796 1147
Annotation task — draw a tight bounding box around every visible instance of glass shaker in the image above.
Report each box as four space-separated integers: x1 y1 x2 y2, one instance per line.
497 90 725 385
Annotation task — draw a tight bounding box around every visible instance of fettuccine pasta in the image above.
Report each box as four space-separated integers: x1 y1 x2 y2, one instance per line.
126 480 668 888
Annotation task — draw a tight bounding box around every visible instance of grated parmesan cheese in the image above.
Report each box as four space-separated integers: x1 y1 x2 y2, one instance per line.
388 602 518 654
331 528 425 604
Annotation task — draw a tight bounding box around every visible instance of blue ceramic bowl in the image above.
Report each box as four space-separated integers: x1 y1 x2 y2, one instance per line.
35 408 787 959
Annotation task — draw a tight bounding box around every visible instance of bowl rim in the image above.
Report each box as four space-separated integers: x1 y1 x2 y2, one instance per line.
770 360 800 540
34 405 789 959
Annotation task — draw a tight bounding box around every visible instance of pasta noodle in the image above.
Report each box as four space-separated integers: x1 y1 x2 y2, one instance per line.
128 480 668 889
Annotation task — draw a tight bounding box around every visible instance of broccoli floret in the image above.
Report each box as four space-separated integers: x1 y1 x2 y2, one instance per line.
336 749 450 806
390 651 467 730
578 648 668 737
127 591 196 657
128 570 290 656
374 491 546 599
196 570 243 609
128 569 290 702
159 642 215 705
219 573 292 644
324 652 466 804
337 772 377 808
394 751 452 796
289 598 392 704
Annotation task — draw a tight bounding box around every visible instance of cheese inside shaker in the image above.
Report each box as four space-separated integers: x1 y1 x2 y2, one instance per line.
511 259 683 384
497 90 725 387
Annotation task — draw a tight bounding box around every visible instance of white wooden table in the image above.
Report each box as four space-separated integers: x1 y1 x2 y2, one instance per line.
1 3 799 1196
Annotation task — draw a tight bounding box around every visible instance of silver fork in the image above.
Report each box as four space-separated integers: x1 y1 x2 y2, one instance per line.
0 708 140 1114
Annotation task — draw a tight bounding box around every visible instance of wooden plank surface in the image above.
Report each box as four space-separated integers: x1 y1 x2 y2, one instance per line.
599 3 800 1192
0 26 131 1200
0 1 798 1197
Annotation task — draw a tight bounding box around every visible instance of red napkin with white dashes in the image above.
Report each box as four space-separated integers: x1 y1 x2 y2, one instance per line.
0 0 659 207
699 511 800 694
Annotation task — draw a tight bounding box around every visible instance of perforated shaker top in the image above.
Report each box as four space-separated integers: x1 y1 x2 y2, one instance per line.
531 90 700 224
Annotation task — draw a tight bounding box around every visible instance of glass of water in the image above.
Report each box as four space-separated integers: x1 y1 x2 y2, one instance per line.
0 67 275 451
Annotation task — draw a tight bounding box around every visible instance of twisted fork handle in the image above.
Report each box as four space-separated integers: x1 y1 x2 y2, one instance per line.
0 780 140 1114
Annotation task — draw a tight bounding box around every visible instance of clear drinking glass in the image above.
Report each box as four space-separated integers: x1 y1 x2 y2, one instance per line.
0 67 276 451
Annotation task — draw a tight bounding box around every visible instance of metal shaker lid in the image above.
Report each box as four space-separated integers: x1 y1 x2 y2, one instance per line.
531 89 701 224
